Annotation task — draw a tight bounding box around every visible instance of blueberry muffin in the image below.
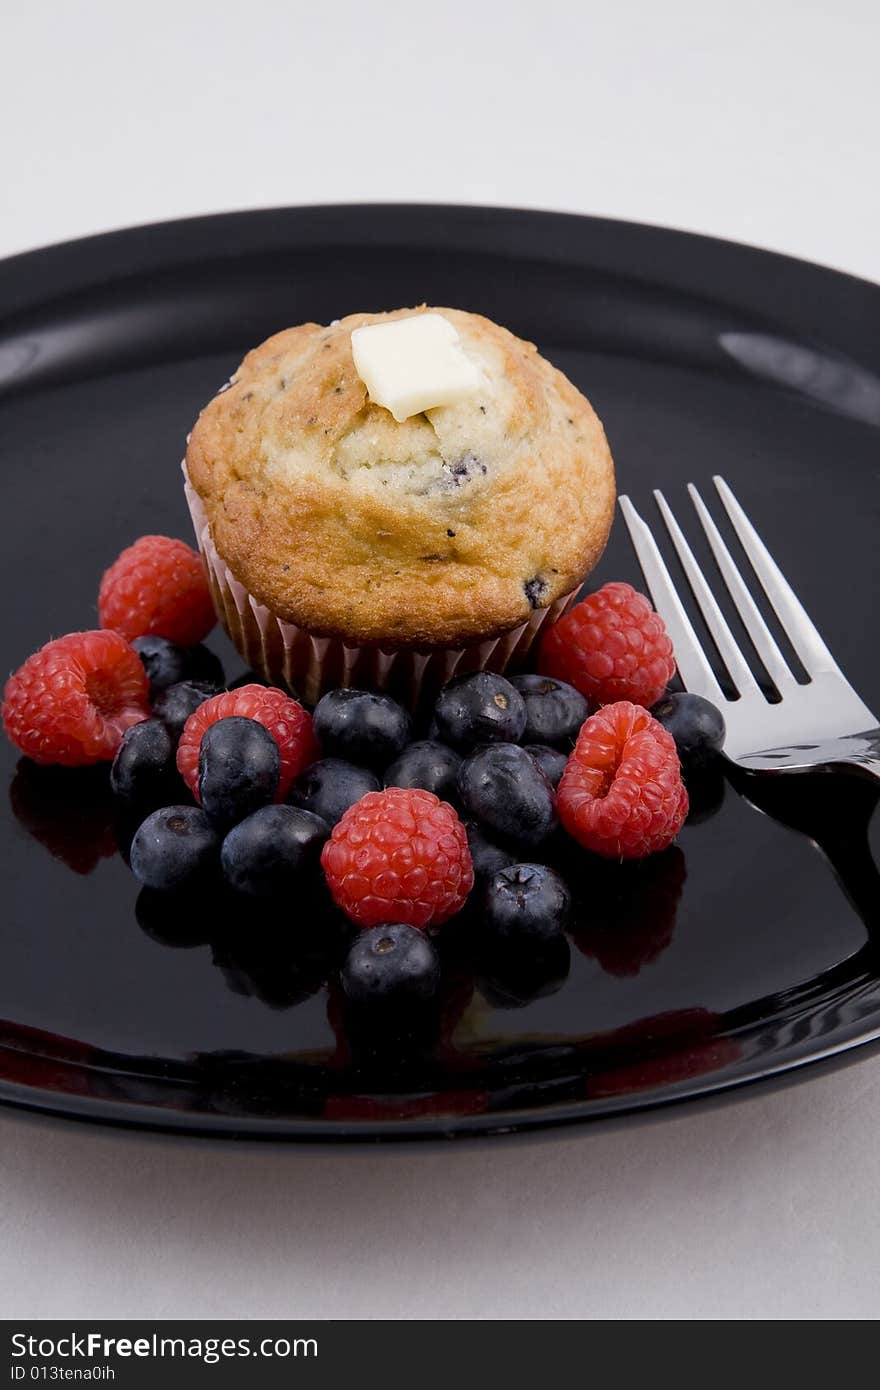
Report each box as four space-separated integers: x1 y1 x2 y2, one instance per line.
184 306 615 704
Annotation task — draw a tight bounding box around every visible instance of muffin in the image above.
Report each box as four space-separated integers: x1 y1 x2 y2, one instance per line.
184 306 615 706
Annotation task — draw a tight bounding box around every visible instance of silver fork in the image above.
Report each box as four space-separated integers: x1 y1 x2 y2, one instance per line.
619 477 880 784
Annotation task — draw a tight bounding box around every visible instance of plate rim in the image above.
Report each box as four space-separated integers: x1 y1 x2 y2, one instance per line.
2 1025 880 1144
2 198 879 292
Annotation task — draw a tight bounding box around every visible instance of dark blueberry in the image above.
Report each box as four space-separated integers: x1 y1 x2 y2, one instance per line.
650 692 726 770
483 863 571 942
478 934 571 1007
198 716 279 830
313 688 412 770
133 635 190 694
523 744 568 788
153 680 218 742
433 672 526 752
183 644 225 688
457 743 556 850
465 822 517 880
437 452 487 490
110 718 179 807
340 923 440 1005
510 673 588 749
129 805 219 892
289 757 380 826
452 451 486 478
523 577 547 609
221 805 330 897
384 740 461 801
133 636 224 696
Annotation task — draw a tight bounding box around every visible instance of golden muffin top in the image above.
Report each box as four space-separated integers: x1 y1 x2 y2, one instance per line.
185 306 615 647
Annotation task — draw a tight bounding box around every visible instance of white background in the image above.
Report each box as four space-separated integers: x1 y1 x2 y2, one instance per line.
1 0 879 1321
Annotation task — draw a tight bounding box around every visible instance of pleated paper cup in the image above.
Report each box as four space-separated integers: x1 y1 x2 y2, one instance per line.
184 463 578 709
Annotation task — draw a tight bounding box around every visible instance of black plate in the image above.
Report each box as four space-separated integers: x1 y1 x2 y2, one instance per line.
1 205 879 1141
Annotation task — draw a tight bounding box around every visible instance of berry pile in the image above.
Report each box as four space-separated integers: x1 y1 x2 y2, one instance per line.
3 533 729 1025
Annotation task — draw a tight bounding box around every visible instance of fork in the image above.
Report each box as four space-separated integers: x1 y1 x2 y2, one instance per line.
619 477 880 784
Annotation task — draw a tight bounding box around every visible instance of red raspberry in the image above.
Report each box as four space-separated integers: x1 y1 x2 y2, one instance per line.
558 700 688 859
539 581 675 707
177 684 316 802
99 534 215 646
321 788 474 930
2 630 150 766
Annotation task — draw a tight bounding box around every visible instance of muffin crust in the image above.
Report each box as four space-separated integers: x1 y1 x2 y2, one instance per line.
185 307 615 647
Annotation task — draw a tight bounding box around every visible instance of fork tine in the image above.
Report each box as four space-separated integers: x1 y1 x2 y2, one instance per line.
687 484 799 692
713 477 840 678
653 490 764 698
618 496 727 705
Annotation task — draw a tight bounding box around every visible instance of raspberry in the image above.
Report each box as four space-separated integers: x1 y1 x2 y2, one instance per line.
557 701 688 859
99 535 215 646
2 631 150 767
321 788 474 930
176 684 316 802
539 581 675 708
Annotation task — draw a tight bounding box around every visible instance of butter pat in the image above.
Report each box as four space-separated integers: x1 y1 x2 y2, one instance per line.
351 314 482 422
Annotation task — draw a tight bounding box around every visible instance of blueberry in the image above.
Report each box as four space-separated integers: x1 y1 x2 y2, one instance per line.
289 758 380 826
153 680 219 742
384 740 461 801
130 805 219 891
510 673 588 748
433 672 526 752
484 863 571 942
221 804 329 897
133 636 190 694
110 718 179 807
465 822 517 880
523 576 548 609
650 692 726 770
313 689 412 770
133 637 225 697
457 743 556 850
198 716 279 830
523 744 568 789
183 644 225 688
340 923 440 1005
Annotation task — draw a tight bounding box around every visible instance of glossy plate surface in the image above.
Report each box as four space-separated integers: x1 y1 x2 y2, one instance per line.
1 205 878 1140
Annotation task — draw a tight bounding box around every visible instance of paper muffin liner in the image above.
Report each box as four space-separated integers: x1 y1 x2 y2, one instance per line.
183 463 579 709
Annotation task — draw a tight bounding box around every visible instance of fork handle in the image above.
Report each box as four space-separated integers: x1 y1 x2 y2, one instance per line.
733 765 880 936
836 758 880 785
